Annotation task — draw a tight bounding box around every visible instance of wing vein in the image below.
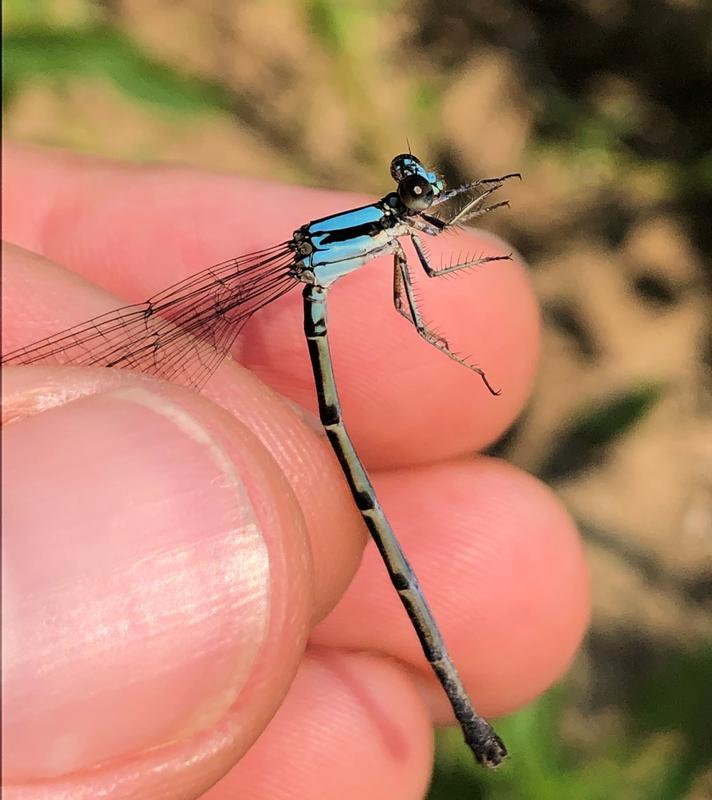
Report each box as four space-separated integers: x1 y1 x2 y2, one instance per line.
3 244 298 391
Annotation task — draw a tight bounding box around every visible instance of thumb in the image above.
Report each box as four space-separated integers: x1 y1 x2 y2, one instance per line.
2 371 312 798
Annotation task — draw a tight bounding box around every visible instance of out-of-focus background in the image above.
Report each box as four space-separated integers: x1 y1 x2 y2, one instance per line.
4 1 711 797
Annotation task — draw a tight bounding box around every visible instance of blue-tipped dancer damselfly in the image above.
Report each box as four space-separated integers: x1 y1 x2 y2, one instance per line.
2 153 520 767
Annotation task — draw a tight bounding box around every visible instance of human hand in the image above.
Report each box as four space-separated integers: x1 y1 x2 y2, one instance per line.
2 144 589 800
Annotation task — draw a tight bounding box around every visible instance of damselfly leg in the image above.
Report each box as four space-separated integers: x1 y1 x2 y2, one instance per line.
392 241 506 396
390 172 520 395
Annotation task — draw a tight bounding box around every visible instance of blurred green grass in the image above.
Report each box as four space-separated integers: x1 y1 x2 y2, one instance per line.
3 1 710 797
3 0 232 112
430 644 712 799
3 26 234 111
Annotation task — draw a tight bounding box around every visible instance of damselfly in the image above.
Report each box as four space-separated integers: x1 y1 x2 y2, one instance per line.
2 154 520 767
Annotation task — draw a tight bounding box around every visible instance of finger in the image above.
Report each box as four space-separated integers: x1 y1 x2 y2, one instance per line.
202 651 433 800
2 373 316 797
312 456 590 719
3 143 540 468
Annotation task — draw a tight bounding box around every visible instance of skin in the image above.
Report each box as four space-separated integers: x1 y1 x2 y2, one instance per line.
1 144 590 800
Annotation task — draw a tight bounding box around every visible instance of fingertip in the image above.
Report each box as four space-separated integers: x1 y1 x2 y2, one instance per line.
202 651 434 800
443 457 589 715
314 457 589 718
246 223 540 468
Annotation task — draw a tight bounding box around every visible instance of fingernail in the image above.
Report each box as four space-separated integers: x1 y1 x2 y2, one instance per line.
2 387 270 780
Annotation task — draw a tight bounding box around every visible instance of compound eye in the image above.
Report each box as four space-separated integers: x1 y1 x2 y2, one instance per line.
398 174 434 211
390 153 422 181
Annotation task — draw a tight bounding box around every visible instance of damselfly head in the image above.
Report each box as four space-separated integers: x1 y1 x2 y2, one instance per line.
390 153 445 212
